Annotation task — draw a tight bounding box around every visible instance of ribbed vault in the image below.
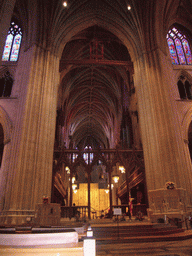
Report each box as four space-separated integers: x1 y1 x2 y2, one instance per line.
14 0 188 150
58 26 132 149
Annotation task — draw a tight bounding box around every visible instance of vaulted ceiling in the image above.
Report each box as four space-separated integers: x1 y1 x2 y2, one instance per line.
58 26 133 149
14 0 190 150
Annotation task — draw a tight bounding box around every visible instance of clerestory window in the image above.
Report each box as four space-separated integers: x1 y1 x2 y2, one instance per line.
2 21 22 62
167 27 192 65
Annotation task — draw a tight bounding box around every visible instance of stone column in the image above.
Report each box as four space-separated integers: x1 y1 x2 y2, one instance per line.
2 44 60 224
88 167 91 220
0 0 16 64
0 141 12 213
0 107 13 212
134 48 192 209
108 166 113 217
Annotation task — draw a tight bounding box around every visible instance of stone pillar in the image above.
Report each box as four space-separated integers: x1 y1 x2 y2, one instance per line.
69 165 73 219
1 44 60 224
88 166 91 219
134 48 192 210
0 0 16 65
0 107 12 212
108 167 113 217
0 141 12 213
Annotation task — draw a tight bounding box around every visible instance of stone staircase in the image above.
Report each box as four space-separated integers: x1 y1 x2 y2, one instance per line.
91 222 191 244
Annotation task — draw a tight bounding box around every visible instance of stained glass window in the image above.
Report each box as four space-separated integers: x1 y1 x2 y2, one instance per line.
2 21 22 62
167 27 192 65
167 38 179 65
83 146 94 164
175 38 186 64
182 39 192 65
2 34 14 61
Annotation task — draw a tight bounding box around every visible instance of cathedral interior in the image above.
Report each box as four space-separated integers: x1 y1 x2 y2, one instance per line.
0 0 192 225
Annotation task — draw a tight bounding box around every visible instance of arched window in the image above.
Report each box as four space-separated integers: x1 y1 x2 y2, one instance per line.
177 75 192 100
83 146 94 164
0 71 13 97
167 27 192 65
2 21 22 62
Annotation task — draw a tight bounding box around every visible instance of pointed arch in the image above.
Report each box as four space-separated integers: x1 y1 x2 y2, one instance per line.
177 71 192 100
0 106 13 145
0 70 14 97
0 124 4 167
182 107 192 143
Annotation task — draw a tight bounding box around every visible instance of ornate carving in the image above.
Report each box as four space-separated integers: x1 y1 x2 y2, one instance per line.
165 182 175 190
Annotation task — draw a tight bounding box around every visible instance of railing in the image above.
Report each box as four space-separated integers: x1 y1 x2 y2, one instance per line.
61 204 147 219
61 206 88 219
91 207 111 219
91 207 98 219
167 216 183 228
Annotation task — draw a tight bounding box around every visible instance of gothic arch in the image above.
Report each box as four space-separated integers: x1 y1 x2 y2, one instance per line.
55 18 140 63
0 106 12 145
174 70 192 82
172 70 192 99
0 66 14 97
0 124 4 167
188 122 192 160
182 106 192 143
182 112 192 168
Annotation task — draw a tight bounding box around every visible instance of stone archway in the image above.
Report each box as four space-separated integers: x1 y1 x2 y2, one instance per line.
0 106 12 213
53 24 145 219
0 124 4 167
188 122 192 161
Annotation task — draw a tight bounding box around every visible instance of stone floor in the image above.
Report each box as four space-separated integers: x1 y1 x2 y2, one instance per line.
1 217 192 255
96 238 192 256
91 217 192 256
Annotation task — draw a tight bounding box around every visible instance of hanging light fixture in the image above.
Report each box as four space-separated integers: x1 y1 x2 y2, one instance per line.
105 188 109 194
112 166 119 183
119 166 125 173
72 176 76 184
72 183 77 190
65 166 70 174
127 4 131 10
112 175 119 183
63 1 67 7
